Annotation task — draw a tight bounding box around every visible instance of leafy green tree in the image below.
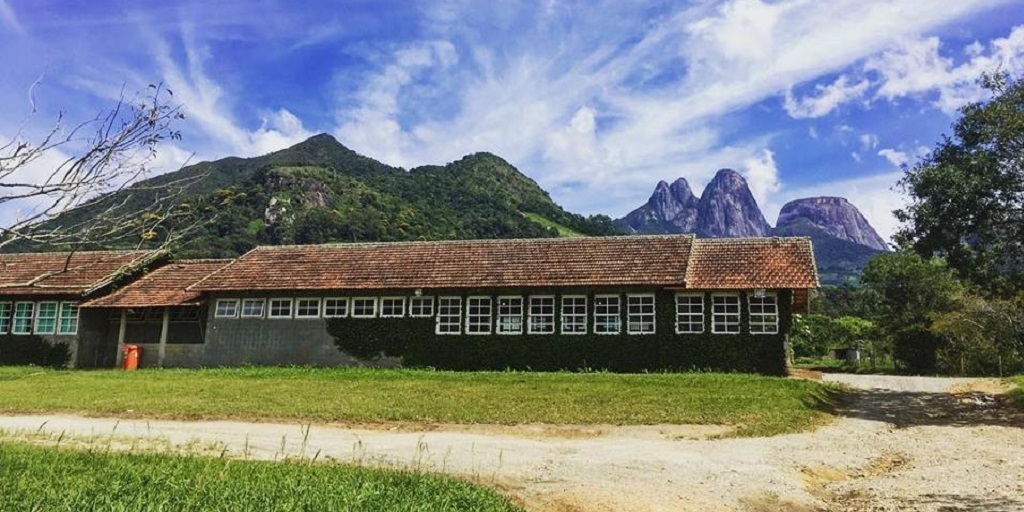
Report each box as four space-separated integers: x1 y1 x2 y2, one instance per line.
895 73 1024 294
931 294 1024 376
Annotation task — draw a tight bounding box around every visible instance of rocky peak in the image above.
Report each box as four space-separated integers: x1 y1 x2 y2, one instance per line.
614 177 699 234
776 197 888 251
696 169 771 237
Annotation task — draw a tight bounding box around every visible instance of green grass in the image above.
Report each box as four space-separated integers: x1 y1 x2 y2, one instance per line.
522 212 584 237
0 441 519 511
0 367 837 437
1011 376 1024 410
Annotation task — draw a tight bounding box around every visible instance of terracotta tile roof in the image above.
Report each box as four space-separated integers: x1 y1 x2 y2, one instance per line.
82 259 232 308
684 237 819 289
192 236 697 291
0 250 160 296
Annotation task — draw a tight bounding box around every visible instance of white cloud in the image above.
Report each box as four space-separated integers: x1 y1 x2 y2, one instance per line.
878 148 910 167
860 133 879 151
784 75 870 119
741 148 780 207
0 0 24 34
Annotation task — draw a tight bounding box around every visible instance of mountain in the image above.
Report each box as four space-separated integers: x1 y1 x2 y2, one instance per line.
775 197 888 251
695 169 772 237
614 178 698 234
36 134 620 258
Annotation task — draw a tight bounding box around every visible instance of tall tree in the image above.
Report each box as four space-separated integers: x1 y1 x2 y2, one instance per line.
895 73 1024 294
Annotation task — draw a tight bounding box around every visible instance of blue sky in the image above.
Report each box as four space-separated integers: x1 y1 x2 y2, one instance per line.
2 0 1024 241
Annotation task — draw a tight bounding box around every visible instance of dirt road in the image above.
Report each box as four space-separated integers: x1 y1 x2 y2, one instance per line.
1 374 1022 511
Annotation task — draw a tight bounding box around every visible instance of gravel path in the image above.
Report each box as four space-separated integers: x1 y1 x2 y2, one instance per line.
1 374 1022 511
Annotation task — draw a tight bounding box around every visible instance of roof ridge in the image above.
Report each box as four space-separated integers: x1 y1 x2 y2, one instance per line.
0 249 153 258
250 234 696 251
175 258 235 264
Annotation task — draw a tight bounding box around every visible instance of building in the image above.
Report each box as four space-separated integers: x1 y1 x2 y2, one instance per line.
3 235 818 374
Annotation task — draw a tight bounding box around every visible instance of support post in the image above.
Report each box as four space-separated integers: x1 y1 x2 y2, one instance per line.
158 307 170 368
115 310 127 368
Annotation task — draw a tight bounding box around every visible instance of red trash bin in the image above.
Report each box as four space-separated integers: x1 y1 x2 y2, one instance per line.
122 345 141 371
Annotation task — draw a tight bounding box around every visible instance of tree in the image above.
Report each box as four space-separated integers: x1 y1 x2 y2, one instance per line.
895 72 1024 294
931 294 1024 376
1 85 201 252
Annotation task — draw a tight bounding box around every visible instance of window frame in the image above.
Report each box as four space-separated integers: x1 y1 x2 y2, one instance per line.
711 293 741 334
748 291 779 335
12 301 34 335
675 293 705 334
322 298 349 318
351 297 378 318
527 295 556 335
239 298 266 319
435 296 462 335
295 298 322 319
214 299 239 319
168 306 200 322
560 295 588 335
409 296 434 318
626 294 656 335
0 302 11 334
33 301 58 335
379 296 407 318
58 302 80 334
465 296 492 335
267 298 294 319
496 296 524 335
593 294 621 335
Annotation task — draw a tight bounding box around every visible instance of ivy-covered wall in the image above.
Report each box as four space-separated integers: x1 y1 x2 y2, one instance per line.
327 288 792 375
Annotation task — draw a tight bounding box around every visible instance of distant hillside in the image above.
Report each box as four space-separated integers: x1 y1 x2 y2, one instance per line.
34 134 619 257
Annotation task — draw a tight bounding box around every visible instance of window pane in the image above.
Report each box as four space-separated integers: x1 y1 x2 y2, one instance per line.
0 303 12 334
528 296 555 334
380 297 406 318
712 295 740 334
324 298 349 318
352 298 377 318
749 293 778 334
296 298 321 318
561 296 587 334
594 295 620 334
269 299 293 318
215 300 238 318
240 299 265 318
466 297 492 334
675 294 704 334
58 303 79 334
436 297 462 334
13 303 34 334
409 297 433 317
627 295 655 334
497 297 523 334
35 302 58 334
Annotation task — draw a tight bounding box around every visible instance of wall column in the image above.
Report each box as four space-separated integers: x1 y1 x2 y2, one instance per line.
157 307 170 368
115 310 127 368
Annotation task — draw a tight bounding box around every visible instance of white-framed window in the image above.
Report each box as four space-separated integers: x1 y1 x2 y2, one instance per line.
295 298 321 318
749 292 779 334
436 296 462 335
0 302 11 334
13 302 34 334
58 302 80 334
561 295 587 334
409 297 434 317
34 302 58 334
214 299 239 319
380 297 406 318
351 297 377 318
594 295 621 334
466 296 492 335
496 296 523 335
712 294 741 334
627 294 656 335
240 299 266 318
675 294 704 334
268 298 293 319
323 298 349 318
528 296 555 334
168 307 200 322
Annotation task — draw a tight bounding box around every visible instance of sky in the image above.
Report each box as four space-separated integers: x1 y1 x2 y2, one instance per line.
2 0 1024 243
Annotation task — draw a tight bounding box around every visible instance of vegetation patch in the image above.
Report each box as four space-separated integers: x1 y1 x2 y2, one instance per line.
0 367 836 437
1012 377 1024 410
0 441 519 512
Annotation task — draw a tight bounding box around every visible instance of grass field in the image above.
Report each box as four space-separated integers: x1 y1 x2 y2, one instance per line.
1012 376 1024 409
0 367 837 437
0 441 520 511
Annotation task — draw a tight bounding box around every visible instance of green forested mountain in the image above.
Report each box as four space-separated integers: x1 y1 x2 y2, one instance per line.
40 134 619 257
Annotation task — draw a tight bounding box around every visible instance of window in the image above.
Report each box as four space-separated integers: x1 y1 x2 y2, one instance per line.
561 295 587 334
466 296 492 334
57 303 80 334
168 307 200 322
268 298 293 319
380 297 406 318
214 299 239 318
351 297 377 318
0 302 11 334
712 294 741 334
627 294 656 334
436 297 462 334
323 298 349 318
675 294 704 334
126 309 147 322
240 299 265 318
34 302 58 334
528 296 555 334
296 298 321 318
13 302 34 334
409 297 434 317
594 295 621 334
749 292 779 334
496 296 523 335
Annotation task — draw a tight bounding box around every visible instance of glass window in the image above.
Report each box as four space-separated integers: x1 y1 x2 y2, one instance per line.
675 294 704 334
35 302 58 334
436 297 462 334
58 302 80 334
0 302 11 334
168 307 200 322
594 295 621 334
240 299 265 318
214 299 238 319
466 296 492 334
528 296 555 334
712 294 741 334
295 298 321 318
323 298 349 318
561 295 587 334
268 298 293 319
351 297 377 318
627 294 656 334
496 296 523 335
380 297 406 318
749 292 779 334
13 302 34 334
409 297 434 317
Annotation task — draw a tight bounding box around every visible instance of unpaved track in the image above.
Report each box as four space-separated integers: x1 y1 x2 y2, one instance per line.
1 375 1022 511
